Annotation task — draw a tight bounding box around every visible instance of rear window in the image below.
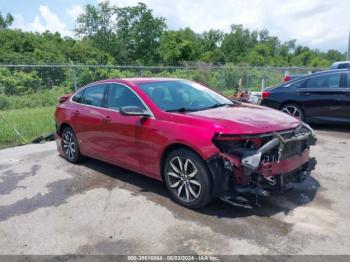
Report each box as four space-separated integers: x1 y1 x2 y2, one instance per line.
72 89 84 103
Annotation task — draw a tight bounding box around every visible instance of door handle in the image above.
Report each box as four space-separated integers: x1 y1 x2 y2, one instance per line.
72 110 80 116
301 92 311 96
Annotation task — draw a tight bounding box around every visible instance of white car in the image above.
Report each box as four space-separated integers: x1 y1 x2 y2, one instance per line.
248 92 261 104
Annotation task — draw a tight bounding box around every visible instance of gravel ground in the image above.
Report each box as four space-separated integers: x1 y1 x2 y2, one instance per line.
0 125 349 255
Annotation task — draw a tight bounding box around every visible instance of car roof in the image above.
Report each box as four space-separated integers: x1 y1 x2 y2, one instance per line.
90 77 180 86
289 69 349 81
271 69 350 89
330 61 350 69
331 61 350 65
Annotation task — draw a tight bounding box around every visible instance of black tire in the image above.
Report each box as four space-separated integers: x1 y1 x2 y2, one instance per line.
164 148 213 209
280 103 305 122
61 127 84 163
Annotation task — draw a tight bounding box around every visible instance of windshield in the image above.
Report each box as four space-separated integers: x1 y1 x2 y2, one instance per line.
138 80 233 112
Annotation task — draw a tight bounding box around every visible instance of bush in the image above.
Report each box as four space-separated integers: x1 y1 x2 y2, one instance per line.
0 68 43 95
0 95 9 110
0 86 70 110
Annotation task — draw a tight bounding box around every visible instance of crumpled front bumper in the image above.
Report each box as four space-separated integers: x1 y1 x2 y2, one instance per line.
240 123 317 177
208 123 317 205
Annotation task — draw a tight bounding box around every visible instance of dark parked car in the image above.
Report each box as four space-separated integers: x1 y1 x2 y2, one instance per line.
55 78 316 209
330 61 350 69
261 69 350 124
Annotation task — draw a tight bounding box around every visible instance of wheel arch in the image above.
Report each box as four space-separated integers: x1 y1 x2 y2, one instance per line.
279 100 307 119
159 143 208 181
279 100 306 111
58 122 73 136
160 142 227 202
279 100 302 109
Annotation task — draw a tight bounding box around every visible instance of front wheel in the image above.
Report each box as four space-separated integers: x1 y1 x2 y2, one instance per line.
164 148 213 209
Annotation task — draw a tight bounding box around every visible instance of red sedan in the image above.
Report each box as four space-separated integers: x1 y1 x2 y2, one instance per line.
55 78 317 208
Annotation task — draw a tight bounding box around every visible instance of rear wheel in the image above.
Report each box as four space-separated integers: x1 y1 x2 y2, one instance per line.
61 127 84 163
281 104 304 121
164 148 213 209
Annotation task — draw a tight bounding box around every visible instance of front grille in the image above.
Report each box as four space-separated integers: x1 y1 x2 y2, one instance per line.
280 139 306 160
261 127 308 162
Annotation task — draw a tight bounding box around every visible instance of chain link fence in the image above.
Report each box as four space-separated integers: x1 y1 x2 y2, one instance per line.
0 64 324 148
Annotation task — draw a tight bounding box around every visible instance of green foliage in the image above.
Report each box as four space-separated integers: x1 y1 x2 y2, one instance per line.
0 12 13 29
159 28 202 64
0 68 42 95
221 25 258 64
0 86 70 110
76 1 166 65
1 3 347 149
0 3 346 106
116 3 166 65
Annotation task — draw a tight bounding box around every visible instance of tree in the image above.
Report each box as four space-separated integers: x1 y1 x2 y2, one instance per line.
0 12 13 29
201 29 223 52
199 29 225 63
76 1 118 54
246 44 271 66
221 24 258 63
76 2 165 65
325 49 345 62
158 28 202 64
116 3 166 65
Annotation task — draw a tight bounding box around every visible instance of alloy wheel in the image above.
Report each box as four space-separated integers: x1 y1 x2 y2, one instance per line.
281 105 302 120
166 156 202 203
62 130 76 161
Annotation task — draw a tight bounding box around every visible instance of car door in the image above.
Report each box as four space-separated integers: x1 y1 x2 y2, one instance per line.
71 84 108 157
298 72 346 122
101 83 157 175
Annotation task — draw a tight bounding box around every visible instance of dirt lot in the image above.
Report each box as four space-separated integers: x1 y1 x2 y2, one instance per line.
0 125 349 255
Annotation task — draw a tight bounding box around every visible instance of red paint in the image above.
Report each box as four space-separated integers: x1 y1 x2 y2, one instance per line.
284 75 291 82
55 78 302 180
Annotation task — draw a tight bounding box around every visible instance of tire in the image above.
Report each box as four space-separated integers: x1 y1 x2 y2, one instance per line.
280 103 305 121
61 127 84 163
164 148 213 209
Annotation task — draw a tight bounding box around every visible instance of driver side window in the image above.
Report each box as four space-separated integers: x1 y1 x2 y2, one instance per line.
107 84 146 110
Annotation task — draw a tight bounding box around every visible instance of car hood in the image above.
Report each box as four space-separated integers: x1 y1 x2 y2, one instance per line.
186 104 301 135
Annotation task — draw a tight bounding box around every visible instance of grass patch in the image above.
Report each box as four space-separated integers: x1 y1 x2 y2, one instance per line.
0 106 56 149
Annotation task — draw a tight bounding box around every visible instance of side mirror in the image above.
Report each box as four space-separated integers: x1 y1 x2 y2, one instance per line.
119 106 152 117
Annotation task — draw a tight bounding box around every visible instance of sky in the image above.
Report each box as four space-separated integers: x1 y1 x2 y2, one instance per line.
1 0 349 52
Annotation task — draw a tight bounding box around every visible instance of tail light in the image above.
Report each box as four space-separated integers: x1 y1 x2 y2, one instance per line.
284 75 291 82
261 91 270 99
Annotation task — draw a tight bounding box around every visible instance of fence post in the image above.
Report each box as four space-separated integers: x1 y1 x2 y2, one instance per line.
69 59 77 91
261 79 265 99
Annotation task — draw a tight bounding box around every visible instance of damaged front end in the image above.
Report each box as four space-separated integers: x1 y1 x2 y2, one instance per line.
208 123 317 208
